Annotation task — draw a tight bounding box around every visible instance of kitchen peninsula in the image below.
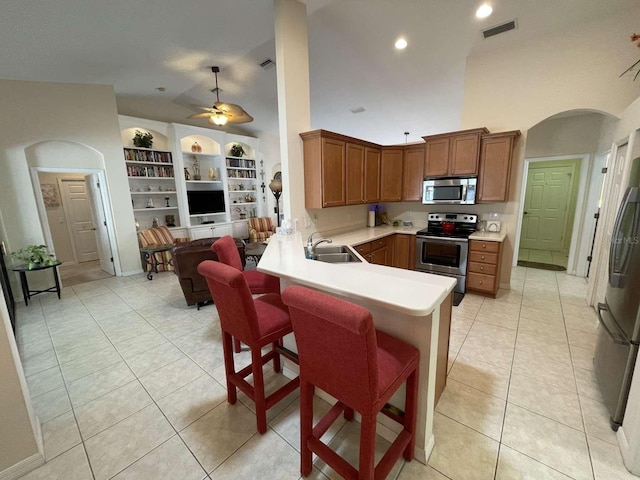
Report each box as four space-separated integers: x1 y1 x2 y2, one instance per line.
258 231 456 464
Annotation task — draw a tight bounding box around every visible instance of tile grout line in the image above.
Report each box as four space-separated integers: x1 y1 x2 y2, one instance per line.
556 271 598 480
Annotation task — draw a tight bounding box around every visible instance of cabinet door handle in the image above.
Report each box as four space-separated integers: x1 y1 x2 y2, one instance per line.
482 244 486 249
480 266 484 271
481 255 485 260
479 280 483 285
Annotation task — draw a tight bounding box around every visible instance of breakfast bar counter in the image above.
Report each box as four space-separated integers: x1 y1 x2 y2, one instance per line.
258 232 456 464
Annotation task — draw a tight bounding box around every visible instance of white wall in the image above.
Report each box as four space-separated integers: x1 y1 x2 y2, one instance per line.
461 8 640 286
0 80 141 284
0 287 42 476
525 114 606 159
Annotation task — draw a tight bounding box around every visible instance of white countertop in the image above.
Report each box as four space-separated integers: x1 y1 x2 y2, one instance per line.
258 231 455 317
468 231 507 242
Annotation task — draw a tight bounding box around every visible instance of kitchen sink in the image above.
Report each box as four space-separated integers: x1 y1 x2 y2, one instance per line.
308 245 362 263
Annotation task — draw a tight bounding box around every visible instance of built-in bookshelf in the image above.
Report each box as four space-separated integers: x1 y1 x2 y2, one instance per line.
123 146 180 229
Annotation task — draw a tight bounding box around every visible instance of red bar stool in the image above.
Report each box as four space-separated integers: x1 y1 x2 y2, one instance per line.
213 235 281 352
197 260 299 434
282 285 419 480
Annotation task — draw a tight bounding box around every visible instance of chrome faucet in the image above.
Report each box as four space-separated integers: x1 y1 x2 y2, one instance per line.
306 232 332 258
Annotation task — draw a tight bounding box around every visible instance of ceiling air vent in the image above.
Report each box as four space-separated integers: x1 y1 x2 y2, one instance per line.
259 59 276 70
482 19 517 39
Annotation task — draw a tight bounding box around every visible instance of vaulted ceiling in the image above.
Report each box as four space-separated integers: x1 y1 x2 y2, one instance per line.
1 0 636 144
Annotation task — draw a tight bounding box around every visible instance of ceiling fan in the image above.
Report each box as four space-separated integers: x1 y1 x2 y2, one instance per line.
188 66 253 126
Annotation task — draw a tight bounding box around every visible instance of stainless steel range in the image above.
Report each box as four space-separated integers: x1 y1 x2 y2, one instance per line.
415 213 478 297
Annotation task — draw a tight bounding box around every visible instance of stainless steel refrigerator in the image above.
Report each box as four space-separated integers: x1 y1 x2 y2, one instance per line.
595 157 640 431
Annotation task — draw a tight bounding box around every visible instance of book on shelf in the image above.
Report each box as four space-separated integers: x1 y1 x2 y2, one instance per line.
123 148 172 164
126 165 174 177
227 169 257 179
225 158 256 169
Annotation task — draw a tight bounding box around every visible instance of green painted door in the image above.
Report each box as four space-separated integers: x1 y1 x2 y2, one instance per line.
521 163 576 251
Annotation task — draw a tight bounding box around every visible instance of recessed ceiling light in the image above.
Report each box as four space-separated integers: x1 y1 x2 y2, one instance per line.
476 3 493 18
395 37 408 50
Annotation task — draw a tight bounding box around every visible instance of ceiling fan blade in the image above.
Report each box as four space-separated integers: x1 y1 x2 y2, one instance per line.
225 110 254 124
188 112 218 119
214 102 245 116
189 104 221 113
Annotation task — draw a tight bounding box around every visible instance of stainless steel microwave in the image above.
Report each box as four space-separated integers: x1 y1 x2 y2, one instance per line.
422 177 477 205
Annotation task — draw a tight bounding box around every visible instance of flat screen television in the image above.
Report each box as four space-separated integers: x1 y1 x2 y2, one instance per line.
187 190 226 215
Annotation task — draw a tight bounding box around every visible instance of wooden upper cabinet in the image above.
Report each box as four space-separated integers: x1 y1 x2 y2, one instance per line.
450 134 482 176
364 147 381 203
477 131 520 203
345 143 365 205
424 138 449 177
320 137 346 207
402 146 425 201
380 148 404 202
423 128 488 177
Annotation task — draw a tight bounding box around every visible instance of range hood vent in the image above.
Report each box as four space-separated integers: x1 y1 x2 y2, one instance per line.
482 19 517 39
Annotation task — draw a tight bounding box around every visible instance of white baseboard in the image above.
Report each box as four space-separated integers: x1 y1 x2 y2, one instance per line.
120 269 144 276
0 452 45 480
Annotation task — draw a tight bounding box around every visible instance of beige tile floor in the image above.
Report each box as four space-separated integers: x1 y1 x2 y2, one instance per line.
13 267 636 479
518 248 569 269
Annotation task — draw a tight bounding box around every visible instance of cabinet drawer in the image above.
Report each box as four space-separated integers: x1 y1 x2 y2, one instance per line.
467 272 496 293
354 243 371 256
469 251 498 265
469 240 499 253
370 237 389 251
468 261 497 276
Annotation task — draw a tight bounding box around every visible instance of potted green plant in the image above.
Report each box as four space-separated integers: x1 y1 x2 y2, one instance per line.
230 144 245 157
11 244 57 270
133 130 154 148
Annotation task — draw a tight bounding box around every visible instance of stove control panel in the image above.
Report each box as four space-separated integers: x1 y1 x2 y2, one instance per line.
428 213 478 224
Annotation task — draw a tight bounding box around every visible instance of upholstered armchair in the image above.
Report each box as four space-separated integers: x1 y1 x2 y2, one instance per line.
171 237 245 308
248 217 275 243
137 226 189 273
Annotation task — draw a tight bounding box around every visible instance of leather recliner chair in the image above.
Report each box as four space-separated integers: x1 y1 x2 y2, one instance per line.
171 237 246 308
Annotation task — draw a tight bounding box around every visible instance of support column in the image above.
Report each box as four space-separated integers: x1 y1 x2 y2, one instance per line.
274 0 311 229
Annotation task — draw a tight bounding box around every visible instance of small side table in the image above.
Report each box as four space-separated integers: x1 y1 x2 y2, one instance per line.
12 261 62 306
244 242 267 264
140 243 174 280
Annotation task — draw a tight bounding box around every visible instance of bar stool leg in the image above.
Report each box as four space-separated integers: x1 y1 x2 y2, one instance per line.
359 414 377 479
251 347 267 433
53 265 61 299
404 369 419 460
221 331 237 404
300 381 314 476
272 339 282 373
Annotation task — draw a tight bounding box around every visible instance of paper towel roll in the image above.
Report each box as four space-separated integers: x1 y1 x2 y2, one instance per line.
368 210 375 228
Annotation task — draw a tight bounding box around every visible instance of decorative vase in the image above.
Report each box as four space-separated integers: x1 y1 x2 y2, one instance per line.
193 174 201 181
184 168 191 180
208 167 216 180
191 142 201 153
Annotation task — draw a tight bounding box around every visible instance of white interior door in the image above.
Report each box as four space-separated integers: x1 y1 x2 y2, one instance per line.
520 164 575 251
59 178 99 263
86 174 115 275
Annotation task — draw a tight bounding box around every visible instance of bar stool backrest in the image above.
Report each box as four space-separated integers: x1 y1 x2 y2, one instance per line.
283 286 379 412
197 260 261 344
212 236 244 272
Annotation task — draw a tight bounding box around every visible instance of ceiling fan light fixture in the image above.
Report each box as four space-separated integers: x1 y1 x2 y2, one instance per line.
208 113 228 126
476 3 493 18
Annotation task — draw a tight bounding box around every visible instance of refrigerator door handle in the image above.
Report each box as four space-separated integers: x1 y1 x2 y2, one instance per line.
610 187 640 288
597 303 630 346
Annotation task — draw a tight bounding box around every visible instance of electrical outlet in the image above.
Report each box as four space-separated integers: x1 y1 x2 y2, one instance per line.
305 217 312 228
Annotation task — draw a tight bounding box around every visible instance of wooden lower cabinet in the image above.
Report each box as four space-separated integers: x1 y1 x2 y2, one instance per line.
392 234 415 269
355 234 415 269
467 240 502 296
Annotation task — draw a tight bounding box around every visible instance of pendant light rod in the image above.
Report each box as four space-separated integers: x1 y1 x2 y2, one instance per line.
211 66 221 103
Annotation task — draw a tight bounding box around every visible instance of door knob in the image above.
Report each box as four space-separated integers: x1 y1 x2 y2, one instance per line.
524 211 528 215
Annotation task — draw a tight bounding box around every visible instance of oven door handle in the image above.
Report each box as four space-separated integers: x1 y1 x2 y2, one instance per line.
417 236 468 243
